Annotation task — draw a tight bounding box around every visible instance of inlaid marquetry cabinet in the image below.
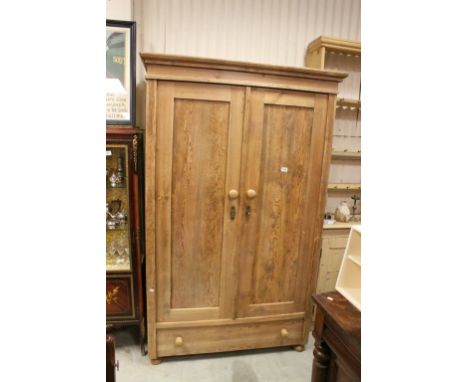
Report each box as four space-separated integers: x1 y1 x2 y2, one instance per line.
106 128 146 355
141 53 346 363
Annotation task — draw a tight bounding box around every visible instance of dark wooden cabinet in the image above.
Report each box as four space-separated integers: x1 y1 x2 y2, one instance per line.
311 291 361 382
106 127 146 354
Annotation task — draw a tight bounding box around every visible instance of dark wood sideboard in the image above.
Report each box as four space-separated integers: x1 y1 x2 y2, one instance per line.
311 291 361 382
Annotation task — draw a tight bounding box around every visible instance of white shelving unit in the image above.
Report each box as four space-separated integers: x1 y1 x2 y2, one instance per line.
336 225 361 310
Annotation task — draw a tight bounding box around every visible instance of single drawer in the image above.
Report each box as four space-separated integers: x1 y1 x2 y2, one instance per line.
106 276 135 319
156 318 304 357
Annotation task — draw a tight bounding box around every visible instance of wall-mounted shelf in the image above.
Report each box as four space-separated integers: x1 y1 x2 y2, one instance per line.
306 35 361 219
332 149 361 160
336 98 360 110
306 36 361 69
328 183 361 191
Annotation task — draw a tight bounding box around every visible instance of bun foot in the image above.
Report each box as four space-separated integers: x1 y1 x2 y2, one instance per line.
293 345 305 352
150 358 162 365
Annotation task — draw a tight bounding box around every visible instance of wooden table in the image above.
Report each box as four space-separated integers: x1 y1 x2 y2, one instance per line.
311 291 361 382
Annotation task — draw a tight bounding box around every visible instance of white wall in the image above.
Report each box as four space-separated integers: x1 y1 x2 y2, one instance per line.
107 0 361 127
135 0 360 67
106 0 132 21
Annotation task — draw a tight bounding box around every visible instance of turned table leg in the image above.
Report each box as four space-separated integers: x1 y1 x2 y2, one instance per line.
311 339 331 382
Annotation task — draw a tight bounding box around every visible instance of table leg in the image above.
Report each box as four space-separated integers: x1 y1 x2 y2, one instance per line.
311 339 331 382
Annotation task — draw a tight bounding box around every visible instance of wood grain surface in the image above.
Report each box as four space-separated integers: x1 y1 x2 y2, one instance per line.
171 99 229 309
237 89 323 320
143 55 344 361
156 318 304 357
141 53 347 82
144 80 158 360
311 291 361 382
155 82 244 323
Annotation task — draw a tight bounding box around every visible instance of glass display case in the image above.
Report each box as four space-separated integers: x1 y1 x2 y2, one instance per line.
106 128 146 355
106 145 132 272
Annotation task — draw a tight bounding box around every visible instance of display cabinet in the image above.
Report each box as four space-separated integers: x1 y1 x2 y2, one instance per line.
106 127 146 354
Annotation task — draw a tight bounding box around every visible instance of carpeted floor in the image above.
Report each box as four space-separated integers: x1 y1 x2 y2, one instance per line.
111 326 314 381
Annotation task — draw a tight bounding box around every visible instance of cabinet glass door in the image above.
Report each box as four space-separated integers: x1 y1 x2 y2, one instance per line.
106 145 132 272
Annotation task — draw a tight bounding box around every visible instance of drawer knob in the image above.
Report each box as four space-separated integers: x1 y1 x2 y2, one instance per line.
175 336 184 347
246 189 257 199
281 329 289 338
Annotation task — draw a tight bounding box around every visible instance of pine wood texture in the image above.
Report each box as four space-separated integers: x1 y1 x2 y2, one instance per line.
141 53 347 82
237 89 325 320
157 318 304 357
141 53 346 95
306 37 361 70
327 183 361 191
331 149 361 160
154 82 243 324
317 230 350 294
142 54 345 362
144 80 158 360
305 36 361 216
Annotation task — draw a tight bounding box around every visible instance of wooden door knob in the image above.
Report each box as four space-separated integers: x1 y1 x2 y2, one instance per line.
246 189 257 199
175 336 184 347
228 189 239 199
281 329 289 338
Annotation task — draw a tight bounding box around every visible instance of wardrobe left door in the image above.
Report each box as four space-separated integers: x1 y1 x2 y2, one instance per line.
147 82 245 324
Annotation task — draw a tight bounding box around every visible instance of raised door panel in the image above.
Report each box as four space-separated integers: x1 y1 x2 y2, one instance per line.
238 88 329 318
106 276 135 319
154 82 244 322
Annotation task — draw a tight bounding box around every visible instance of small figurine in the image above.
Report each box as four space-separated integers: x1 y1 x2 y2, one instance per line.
350 194 361 222
335 201 351 222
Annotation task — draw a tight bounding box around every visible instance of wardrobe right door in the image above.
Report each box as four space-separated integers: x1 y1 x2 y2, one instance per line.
237 88 330 319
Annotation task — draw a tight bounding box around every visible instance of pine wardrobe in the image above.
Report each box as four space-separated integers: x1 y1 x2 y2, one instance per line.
141 53 346 364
